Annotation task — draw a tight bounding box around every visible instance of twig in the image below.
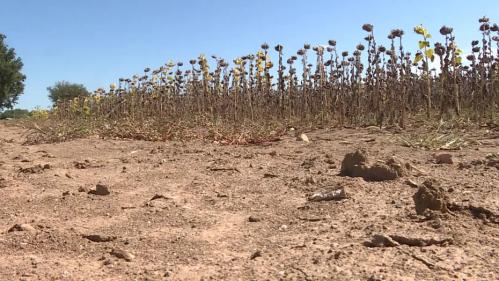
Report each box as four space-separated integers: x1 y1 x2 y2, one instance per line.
209 167 241 173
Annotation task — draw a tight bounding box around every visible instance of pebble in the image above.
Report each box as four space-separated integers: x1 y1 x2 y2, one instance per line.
83 234 117 242
248 216 261 222
110 249 134 262
297 133 310 143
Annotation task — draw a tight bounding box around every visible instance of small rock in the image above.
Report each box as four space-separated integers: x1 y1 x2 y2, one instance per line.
89 183 110 196
110 249 134 262
248 216 261 222
435 153 453 164
74 160 91 169
19 164 50 174
8 223 36 233
83 234 117 242
0 177 7 188
62 191 71 196
297 133 310 143
278 225 288 231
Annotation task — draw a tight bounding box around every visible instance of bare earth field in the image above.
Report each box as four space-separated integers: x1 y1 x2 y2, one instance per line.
0 121 498 281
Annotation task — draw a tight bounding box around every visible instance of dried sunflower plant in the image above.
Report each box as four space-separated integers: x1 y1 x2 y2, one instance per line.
34 17 498 144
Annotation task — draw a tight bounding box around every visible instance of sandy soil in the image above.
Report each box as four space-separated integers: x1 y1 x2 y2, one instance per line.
0 121 498 281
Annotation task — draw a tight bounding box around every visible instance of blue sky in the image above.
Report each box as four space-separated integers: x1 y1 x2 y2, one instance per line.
1 0 497 109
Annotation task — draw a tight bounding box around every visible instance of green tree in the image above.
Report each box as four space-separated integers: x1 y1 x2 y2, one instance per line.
0 33 26 110
47 81 89 104
0 108 30 119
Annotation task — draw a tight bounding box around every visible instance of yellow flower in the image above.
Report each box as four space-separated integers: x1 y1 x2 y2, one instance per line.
31 108 49 120
414 25 426 35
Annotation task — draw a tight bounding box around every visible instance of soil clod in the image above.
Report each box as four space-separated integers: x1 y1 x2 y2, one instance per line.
89 183 111 196
413 179 449 215
340 149 407 181
435 153 453 164
110 249 134 262
83 234 117 242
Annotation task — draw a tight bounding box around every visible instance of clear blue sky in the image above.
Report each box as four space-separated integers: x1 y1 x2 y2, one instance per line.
1 0 497 109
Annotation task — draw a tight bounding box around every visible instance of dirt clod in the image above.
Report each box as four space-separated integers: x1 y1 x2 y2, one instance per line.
340 149 369 178
248 216 261 222
83 234 117 242
0 177 7 188
340 150 407 181
435 153 453 164
89 183 111 196
110 249 134 262
19 164 51 174
413 179 449 215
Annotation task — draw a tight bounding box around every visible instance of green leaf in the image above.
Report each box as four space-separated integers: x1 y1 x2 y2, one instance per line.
419 41 430 49
414 53 423 64
425 48 434 59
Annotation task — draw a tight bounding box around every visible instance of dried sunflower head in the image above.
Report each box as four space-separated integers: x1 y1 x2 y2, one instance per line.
362 24 373 32
439 26 453 35
480 23 490 31
479 16 489 23
391 29 404 38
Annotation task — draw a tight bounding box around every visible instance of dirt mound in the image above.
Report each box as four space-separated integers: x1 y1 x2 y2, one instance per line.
413 179 449 215
339 148 369 177
340 150 408 181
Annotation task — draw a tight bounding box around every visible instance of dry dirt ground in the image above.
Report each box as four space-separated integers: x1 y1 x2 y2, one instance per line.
0 121 498 281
